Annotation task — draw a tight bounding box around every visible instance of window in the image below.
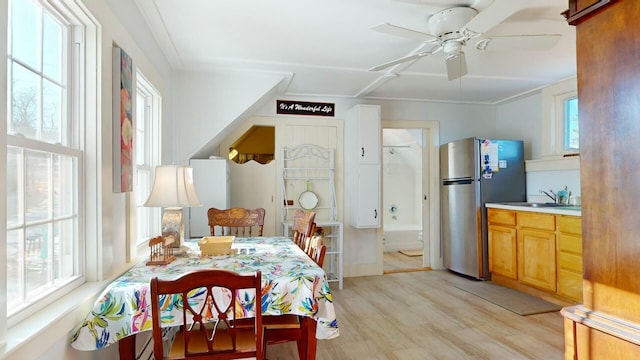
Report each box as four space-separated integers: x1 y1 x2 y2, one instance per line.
135 73 161 245
564 96 579 150
6 0 88 321
541 77 579 158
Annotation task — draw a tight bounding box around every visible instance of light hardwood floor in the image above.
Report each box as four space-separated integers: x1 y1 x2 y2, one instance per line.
383 251 426 273
266 270 564 360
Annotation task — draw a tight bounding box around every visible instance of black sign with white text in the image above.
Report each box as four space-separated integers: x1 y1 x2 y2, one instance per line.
277 100 335 117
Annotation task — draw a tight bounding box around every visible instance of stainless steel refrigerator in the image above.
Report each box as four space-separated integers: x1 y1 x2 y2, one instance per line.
440 137 526 280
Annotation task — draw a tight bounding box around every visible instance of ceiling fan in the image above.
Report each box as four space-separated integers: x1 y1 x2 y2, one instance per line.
369 0 561 81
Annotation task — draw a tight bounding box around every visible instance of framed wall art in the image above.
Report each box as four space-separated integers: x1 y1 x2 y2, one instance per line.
112 45 135 192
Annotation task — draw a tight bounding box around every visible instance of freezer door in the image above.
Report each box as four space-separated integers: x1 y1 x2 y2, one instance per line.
442 180 481 278
440 138 478 180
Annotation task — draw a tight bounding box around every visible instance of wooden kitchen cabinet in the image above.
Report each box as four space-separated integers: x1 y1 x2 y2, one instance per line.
557 215 583 302
517 228 557 292
488 206 583 302
517 212 556 292
487 209 517 279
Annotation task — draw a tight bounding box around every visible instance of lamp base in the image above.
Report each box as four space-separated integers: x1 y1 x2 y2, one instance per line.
162 207 184 248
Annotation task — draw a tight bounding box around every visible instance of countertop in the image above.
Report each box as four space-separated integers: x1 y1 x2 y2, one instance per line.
486 202 581 216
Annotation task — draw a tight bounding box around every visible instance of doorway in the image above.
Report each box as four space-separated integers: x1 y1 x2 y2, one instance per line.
381 121 440 274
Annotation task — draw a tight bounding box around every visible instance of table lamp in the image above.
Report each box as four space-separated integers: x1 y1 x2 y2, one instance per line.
144 165 201 248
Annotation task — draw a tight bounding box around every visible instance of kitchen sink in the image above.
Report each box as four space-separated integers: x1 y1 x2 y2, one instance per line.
500 202 581 210
501 202 561 208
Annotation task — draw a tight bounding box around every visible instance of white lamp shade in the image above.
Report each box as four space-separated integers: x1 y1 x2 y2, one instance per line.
144 165 202 207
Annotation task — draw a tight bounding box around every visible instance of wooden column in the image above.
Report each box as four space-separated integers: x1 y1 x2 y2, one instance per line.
562 0 640 358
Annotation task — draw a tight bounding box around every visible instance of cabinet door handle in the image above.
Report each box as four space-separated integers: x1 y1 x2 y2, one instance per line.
374 209 378 219
361 147 365 158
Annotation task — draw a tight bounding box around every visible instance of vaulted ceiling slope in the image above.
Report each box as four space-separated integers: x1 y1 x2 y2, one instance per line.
135 0 576 104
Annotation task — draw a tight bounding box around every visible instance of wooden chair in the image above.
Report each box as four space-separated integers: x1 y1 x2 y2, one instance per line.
264 227 326 357
303 233 322 258
150 269 263 360
291 209 315 249
305 236 326 268
311 243 327 268
208 208 265 237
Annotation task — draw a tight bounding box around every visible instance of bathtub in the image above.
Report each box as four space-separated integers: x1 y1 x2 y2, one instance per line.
383 224 423 252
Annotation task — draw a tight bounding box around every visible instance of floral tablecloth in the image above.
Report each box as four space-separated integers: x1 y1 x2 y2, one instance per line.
71 236 339 351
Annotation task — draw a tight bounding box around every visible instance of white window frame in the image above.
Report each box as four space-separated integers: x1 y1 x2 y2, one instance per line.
3 0 100 331
541 77 579 159
134 72 161 247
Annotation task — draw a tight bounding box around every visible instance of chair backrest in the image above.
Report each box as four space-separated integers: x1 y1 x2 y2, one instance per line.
304 233 322 258
150 269 263 360
312 243 327 268
291 209 315 249
208 208 265 237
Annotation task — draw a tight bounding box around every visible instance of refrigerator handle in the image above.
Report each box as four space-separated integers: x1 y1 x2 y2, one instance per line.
443 179 474 186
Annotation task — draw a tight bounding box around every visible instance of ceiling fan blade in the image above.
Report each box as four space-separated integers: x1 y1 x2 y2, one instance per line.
463 0 528 34
369 52 426 71
446 52 467 81
372 22 437 42
475 34 561 51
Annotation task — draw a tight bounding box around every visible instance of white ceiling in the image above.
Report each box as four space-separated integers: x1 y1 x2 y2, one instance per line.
135 0 576 104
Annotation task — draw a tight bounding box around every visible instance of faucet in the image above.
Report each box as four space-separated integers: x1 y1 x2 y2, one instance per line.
540 189 557 203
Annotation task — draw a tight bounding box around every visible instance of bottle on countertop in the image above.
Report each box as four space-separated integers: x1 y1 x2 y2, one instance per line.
569 194 581 206
557 186 570 205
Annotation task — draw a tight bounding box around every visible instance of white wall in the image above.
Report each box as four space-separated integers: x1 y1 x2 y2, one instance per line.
252 96 499 143
527 170 581 202
495 91 581 199
94 0 175 273
382 148 420 226
496 93 543 160
174 69 288 163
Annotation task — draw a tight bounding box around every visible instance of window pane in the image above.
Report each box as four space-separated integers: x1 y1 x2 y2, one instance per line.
137 168 154 240
42 79 63 143
54 219 76 280
42 15 63 82
7 152 79 316
7 146 23 227
53 155 75 218
10 63 39 137
25 224 50 297
565 97 579 150
135 93 146 166
11 0 41 70
7 229 23 306
136 168 151 205
25 150 51 223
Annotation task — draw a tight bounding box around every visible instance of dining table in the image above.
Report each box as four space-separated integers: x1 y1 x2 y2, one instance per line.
70 236 339 359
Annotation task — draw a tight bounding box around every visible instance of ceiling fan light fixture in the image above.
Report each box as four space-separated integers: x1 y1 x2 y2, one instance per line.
443 40 463 58
446 51 468 81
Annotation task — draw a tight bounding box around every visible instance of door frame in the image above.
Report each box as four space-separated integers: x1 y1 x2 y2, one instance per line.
380 120 442 270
